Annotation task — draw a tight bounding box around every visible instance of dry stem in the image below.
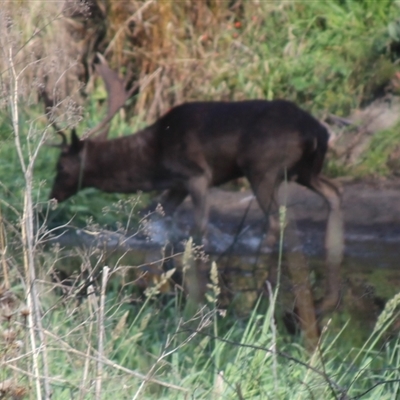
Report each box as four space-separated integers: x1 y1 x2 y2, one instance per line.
95 266 110 399
8 44 52 400
0 204 9 289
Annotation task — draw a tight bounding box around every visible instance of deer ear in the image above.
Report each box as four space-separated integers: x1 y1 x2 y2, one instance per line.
70 129 83 153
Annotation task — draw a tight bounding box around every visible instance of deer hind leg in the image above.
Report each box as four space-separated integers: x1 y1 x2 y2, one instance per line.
307 176 344 314
278 182 320 350
248 171 319 348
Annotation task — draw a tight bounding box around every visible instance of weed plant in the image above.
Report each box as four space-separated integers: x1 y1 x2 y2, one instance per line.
2 252 400 399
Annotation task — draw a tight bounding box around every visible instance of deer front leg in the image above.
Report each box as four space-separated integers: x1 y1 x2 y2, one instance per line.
247 168 281 249
159 187 189 216
183 175 211 306
139 188 189 256
186 175 210 244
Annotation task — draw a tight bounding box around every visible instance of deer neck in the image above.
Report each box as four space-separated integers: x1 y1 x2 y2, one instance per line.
82 128 159 193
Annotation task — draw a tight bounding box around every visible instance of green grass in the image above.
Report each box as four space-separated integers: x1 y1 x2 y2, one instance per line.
354 122 400 176
0 101 151 229
215 0 400 115
3 278 400 399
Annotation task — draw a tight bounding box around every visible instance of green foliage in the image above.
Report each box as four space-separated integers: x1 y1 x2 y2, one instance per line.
4 283 400 399
225 0 400 116
0 106 54 222
355 122 400 176
0 101 150 228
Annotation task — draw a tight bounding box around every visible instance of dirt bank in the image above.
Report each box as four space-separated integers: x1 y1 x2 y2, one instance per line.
61 178 400 257
198 178 400 227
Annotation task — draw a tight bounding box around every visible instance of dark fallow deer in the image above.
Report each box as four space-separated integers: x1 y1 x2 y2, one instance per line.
46 55 344 314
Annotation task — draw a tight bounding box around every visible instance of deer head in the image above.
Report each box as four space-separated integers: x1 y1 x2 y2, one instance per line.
43 54 137 201
49 129 84 201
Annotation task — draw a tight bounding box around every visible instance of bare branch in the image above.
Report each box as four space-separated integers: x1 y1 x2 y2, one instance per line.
38 83 67 147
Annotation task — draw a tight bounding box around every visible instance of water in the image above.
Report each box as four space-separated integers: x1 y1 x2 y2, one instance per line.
47 182 400 338
49 217 400 310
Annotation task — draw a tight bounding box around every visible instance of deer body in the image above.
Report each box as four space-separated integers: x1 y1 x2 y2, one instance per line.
51 100 332 232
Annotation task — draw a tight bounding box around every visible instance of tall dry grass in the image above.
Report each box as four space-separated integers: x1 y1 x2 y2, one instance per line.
0 0 274 124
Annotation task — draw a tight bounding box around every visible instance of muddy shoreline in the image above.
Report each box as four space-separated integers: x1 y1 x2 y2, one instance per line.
202 177 400 228
171 177 400 256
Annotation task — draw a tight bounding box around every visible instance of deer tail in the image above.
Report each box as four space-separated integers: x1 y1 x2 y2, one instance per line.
307 123 329 175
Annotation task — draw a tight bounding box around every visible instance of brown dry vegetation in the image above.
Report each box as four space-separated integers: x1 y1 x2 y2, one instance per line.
1 0 263 124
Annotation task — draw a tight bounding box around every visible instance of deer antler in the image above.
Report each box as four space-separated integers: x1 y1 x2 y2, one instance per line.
39 83 68 147
82 53 138 141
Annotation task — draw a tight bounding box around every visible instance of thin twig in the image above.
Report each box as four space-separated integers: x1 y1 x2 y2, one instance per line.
96 266 109 400
0 204 9 289
78 285 96 400
5 364 75 387
181 329 346 395
43 329 188 393
132 316 202 400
